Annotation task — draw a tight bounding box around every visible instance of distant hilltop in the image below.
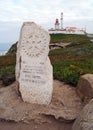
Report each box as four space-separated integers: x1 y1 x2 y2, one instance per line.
49 13 86 35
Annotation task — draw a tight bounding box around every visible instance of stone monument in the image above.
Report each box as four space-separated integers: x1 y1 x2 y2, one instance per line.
16 22 53 105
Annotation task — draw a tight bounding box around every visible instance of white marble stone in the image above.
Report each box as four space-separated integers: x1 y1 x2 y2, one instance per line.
16 22 53 105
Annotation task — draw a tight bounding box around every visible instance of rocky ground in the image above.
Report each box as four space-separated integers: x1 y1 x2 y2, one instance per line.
0 119 73 130
0 80 84 130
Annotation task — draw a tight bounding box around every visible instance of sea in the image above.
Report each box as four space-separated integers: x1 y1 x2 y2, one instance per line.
0 43 13 55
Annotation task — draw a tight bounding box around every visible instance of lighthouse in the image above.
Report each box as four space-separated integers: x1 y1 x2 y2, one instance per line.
48 12 86 34
55 19 60 30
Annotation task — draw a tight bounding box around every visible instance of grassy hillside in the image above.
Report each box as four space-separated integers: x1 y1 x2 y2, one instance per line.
0 34 93 86
49 34 93 85
50 34 91 44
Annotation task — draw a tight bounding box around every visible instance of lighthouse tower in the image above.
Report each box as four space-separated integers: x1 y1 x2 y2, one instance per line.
55 19 59 30
60 12 63 29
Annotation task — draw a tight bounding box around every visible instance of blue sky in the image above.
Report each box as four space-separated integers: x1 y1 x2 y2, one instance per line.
0 0 93 43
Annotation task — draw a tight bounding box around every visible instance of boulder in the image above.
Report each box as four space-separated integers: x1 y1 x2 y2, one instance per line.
72 99 93 130
76 74 93 104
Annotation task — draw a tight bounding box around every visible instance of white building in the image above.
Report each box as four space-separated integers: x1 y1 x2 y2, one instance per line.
49 14 86 35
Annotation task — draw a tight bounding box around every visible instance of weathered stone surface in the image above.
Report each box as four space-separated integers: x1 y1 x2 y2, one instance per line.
72 99 93 130
0 80 83 123
16 22 53 105
76 74 93 103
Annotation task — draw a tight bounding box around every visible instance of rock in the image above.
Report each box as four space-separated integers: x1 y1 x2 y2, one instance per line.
0 80 83 123
76 74 93 104
72 99 93 130
16 22 53 105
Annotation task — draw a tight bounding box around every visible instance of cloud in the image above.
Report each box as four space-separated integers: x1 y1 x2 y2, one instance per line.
0 0 92 22
0 21 21 43
0 0 93 43
0 0 30 22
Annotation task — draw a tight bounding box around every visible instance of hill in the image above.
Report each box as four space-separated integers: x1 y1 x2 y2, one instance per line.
6 42 17 55
6 34 91 55
0 34 93 86
50 34 91 44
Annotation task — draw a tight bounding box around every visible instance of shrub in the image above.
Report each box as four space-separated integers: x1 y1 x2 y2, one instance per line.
53 58 93 86
0 65 15 85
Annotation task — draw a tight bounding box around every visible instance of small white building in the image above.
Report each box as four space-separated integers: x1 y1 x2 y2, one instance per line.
49 18 86 35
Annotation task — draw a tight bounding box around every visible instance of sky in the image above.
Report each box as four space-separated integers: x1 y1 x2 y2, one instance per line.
0 0 93 43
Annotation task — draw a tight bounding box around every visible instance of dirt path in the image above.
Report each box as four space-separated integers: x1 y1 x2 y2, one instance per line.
0 119 73 130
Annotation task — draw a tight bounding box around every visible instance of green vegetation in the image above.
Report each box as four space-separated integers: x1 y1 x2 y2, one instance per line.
50 34 91 44
51 59 93 86
0 55 16 86
0 34 93 86
49 34 93 86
